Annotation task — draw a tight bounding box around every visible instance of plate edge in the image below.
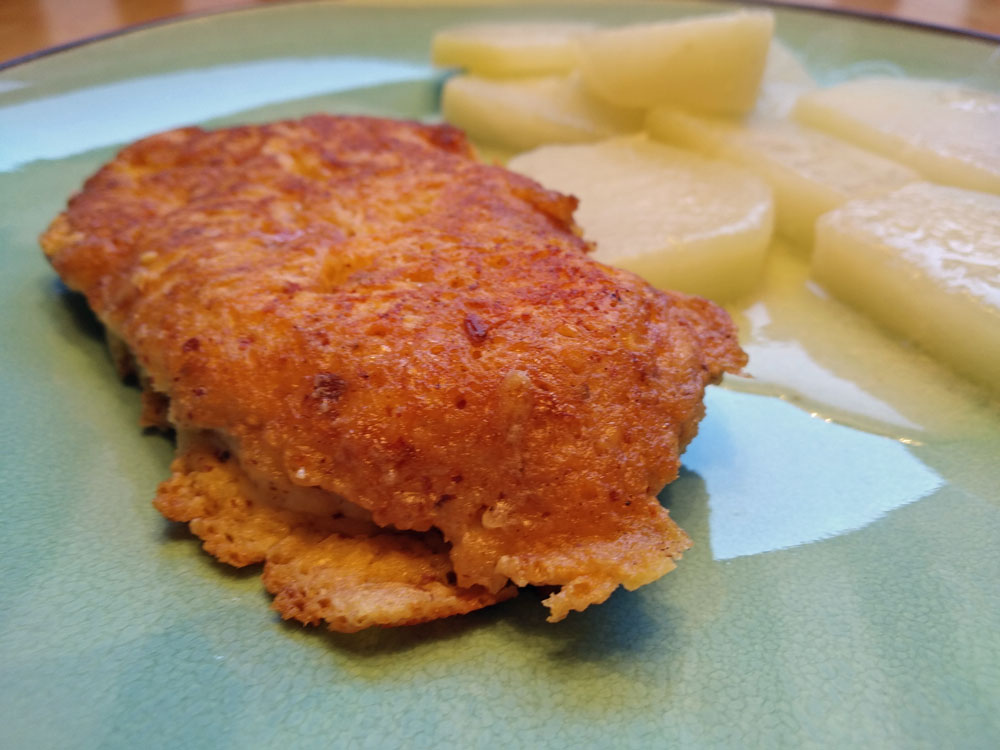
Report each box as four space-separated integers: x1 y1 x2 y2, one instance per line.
1 0 998 74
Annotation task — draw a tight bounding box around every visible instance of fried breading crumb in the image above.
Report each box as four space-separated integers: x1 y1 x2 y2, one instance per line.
158 439 514 631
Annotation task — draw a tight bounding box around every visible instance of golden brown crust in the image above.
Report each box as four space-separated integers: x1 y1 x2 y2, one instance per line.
157 438 514 631
42 115 745 625
263 530 516 633
154 438 310 567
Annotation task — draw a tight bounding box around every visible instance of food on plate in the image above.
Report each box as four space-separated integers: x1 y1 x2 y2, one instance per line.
574 10 774 114
646 108 918 249
433 14 999 398
794 77 1000 195
155 436 513 631
431 21 595 77
440 73 642 153
813 182 1000 390
40 115 746 631
508 134 774 300
753 39 816 120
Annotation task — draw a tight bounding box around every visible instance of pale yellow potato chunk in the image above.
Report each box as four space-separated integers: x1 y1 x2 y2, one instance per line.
795 77 1000 195
646 108 918 249
508 135 774 301
575 10 774 114
755 39 816 120
431 21 596 77
441 73 642 152
813 183 1000 391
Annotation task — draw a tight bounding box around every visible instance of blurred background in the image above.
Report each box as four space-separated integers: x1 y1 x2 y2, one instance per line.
2 0 998 63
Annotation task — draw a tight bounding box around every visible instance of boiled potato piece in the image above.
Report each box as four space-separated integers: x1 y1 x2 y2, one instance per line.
646 108 918 248
813 183 1000 391
794 77 1000 195
431 22 595 77
576 10 773 114
508 135 774 301
646 108 731 156
755 39 816 119
441 73 642 152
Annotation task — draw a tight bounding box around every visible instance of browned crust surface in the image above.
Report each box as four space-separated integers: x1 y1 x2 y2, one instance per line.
42 115 745 627
156 438 514 632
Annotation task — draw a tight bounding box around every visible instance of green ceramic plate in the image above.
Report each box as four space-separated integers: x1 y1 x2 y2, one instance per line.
2 2 998 747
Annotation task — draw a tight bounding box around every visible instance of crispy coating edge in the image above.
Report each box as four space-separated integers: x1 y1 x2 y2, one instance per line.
155 438 515 632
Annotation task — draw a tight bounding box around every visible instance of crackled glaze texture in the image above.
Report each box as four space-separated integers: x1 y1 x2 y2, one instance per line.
2 2 999 748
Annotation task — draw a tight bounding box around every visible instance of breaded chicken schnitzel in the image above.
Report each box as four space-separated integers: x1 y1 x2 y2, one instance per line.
41 115 745 631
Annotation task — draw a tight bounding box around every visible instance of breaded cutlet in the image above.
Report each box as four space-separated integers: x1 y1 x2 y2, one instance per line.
41 115 745 630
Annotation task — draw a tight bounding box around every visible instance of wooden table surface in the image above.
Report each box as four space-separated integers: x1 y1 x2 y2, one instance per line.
1 0 998 64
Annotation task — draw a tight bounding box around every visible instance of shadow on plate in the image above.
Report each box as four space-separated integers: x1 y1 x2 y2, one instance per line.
160 521 262 581
48 279 105 344
282 594 515 658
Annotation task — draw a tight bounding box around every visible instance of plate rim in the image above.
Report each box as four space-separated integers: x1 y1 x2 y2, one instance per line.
1 0 998 74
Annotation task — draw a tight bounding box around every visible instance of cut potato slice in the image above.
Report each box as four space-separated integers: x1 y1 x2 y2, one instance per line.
441 73 642 152
575 10 774 114
431 21 596 77
794 77 1000 195
755 39 816 120
508 135 774 301
813 183 1000 391
646 108 918 249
